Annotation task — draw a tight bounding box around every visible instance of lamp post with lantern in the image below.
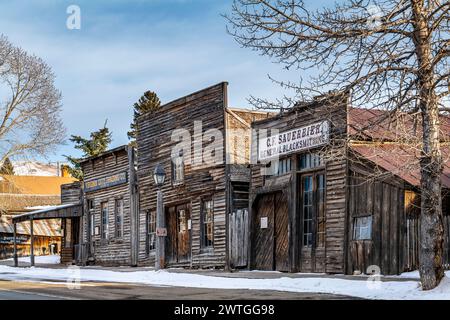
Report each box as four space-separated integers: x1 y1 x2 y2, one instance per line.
153 163 166 271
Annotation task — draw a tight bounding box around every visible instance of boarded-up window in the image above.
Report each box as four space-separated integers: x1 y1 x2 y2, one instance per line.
201 199 214 248
353 216 372 240
101 202 109 239
115 198 124 238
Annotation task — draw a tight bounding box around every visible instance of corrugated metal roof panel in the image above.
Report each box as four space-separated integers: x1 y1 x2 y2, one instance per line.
351 144 450 188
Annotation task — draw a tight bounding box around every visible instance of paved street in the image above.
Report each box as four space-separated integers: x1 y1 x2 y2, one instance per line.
0 279 358 300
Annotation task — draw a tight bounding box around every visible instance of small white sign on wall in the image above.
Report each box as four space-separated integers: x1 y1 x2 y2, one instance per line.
187 219 192 230
94 226 100 236
260 217 268 229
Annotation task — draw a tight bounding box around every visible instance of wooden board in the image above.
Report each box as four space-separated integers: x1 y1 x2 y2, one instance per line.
274 192 289 271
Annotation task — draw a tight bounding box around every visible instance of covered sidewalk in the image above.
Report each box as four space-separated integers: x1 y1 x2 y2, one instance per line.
11 203 82 267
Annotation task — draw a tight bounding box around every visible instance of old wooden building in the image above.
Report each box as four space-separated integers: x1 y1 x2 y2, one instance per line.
136 82 271 269
78 145 139 266
249 93 450 275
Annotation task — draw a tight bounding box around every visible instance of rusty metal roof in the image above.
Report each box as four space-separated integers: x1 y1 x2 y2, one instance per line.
351 144 450 188
348 107 450 142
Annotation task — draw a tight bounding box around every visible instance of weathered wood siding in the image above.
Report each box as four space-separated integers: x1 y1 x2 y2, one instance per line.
250 95 349 273
347 171 405 275
136 83 229 268
81 147 134 266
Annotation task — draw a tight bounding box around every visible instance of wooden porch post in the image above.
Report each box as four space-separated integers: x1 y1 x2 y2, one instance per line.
30 218 35 267
13 223 18 267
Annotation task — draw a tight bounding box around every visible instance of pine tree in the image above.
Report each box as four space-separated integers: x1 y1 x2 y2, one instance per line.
128 91 161 146
0 157 14 175
64 121 112 180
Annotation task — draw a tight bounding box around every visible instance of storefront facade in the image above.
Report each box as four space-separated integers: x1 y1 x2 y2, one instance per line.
249 93 450 275
136 82 271 268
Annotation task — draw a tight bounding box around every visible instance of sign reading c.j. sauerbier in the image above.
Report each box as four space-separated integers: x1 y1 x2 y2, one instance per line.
84 172 128 192
258 120 330 161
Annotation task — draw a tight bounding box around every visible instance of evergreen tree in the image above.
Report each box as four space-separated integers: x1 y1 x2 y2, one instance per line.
64 121 112 180
128 91 161 146
0 157 14 175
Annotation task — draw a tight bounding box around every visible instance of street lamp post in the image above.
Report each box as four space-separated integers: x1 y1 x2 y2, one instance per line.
153 163 166 271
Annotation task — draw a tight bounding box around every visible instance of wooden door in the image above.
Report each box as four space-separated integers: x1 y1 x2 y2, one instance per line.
252 194 275 270
165 206 178 264
274 192 289 271
177 204 191 263
252 191 289 271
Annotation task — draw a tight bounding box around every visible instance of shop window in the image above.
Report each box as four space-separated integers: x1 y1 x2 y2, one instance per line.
147 210 156 253
172 151 184 184
201 199 214 248
265 157 291 176
353 216 372 240
115 198 124 238
299 152 324 170
101 202 109 240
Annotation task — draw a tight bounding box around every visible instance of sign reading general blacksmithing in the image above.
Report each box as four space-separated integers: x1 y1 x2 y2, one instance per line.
84 172 128 192
258 120 330 161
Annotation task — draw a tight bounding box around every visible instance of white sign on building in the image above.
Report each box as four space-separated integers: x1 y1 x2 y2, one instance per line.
258 120 330 161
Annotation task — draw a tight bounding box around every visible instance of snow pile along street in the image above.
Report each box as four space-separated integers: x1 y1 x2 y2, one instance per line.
0 265 449 300
3 255 60 264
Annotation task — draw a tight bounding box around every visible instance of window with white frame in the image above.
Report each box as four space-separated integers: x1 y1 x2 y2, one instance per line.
147 210 156 253
353 216 373 240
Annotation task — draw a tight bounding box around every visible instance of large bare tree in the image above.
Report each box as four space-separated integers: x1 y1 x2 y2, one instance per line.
0 35 65 166
226 0 449 289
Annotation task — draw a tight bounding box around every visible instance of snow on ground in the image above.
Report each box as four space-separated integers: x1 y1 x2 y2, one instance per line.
3 255 60 264
0 263 449 300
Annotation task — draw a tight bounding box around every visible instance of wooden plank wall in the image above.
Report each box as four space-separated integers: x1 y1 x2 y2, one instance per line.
136 83 229 268
249 94 349 273
61 182 82 204
81 147 133 266
347 170 405 275
228 208 249 267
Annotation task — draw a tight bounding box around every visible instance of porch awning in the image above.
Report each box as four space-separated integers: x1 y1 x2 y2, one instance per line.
12 203 82 223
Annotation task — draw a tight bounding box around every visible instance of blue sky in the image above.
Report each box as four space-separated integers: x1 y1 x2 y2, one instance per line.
0 0 327 162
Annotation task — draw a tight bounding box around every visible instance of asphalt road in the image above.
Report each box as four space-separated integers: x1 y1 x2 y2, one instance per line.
0 280 358 300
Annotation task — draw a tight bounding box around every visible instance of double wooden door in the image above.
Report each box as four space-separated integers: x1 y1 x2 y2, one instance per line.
252 191 289 271
166 203 191 264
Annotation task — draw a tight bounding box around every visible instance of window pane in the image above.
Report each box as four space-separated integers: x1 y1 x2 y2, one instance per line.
354 216 372 240
202 200 214 248
299 152 324 170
